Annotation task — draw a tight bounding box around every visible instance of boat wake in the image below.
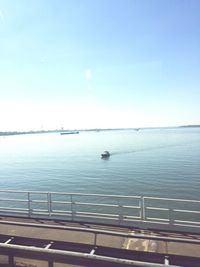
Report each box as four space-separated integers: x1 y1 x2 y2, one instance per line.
111 144 182 156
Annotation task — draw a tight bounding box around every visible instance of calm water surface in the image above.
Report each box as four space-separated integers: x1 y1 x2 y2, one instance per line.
0 128 200 199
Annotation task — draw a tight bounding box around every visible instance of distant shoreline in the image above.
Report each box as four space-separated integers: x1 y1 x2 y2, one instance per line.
0 125 200 137
0 130 61 136
179 125 200 128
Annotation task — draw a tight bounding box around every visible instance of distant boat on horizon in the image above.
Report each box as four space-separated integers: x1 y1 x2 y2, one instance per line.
60 131 79 135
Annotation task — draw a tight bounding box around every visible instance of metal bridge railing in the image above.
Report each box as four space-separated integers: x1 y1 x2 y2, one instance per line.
0 190 199 233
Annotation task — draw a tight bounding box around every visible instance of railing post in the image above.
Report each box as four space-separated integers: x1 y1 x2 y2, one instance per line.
71 194 75 221
94 232 97 246
118 203 123 226
141 196 145 221
28 192 31 217
169 207 174 226
140 197 143 220
47 192 52 217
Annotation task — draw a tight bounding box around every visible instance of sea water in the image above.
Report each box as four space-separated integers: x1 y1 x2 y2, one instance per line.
0 128 199 200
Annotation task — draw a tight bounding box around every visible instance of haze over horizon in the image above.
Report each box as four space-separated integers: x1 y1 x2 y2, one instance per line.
1 124 200 134
0 0 200 131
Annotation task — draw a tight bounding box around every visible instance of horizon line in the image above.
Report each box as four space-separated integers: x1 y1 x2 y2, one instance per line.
0 124 200 134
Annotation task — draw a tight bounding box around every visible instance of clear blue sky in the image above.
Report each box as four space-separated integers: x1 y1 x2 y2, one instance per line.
0 0 200 130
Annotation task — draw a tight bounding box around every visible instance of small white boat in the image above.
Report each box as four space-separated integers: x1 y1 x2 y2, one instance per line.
101 151 110 158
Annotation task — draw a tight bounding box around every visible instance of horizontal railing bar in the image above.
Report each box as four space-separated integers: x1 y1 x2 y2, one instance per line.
49 193 142 199
145 217 169 222
174 223 200 228
123 205 140 209
50 201 71 205
174 220 200 225
143 220 169 225
0 199 28 203
0 208 140 220
0 207 28 211
145 207 169 211
144 196 200 203
75 214 119 220
51 211 142 218
123 215 141 219
0 242 180 267
0 190 48 194
77 211 119 217
145 208 200 213
73 202 119 208
0 190 199 202
51 202 154 209
174 209 200 214
2 210 28 216
0 190 142 199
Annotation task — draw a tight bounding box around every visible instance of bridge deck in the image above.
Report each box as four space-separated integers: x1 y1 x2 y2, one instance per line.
0 216 199 266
